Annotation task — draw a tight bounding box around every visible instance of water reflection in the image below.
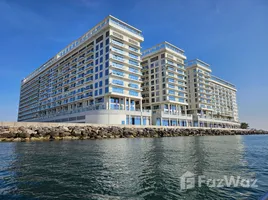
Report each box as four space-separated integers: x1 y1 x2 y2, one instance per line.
0 135 267 199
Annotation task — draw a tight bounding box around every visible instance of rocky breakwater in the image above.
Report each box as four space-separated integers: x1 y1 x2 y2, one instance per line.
0 125 268 142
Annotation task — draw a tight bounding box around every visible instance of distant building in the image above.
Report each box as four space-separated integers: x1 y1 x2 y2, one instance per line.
186 59 239 128
141 42 192 127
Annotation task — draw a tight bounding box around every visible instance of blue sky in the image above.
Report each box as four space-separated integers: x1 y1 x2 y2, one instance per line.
0 0 267 129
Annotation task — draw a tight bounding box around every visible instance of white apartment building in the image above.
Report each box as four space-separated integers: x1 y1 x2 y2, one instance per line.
18 16 240 128
186 59 240 128
141 42 192 126
18 15 151 125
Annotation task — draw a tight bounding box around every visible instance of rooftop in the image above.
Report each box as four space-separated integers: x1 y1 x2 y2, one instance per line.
22 15 143 85
211 75 236 89
186 59 211 69
141 41 185 58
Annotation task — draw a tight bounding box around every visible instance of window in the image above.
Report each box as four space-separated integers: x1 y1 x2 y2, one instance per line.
95 82 98 88
169 96 175 101
129 53 138 59
100 72 103 78
106 46 109 53
105 79 109 85
96 35 103 43
129 83 138 88
95 74 98 79
105 61 109 68
96 45 99 51
129 59 138 66
95 66 98 72
112 79 124 85
106 38 109 45
99 88 103 95
95 52 99 58
100 49 103 55
100 64 103 70
112 70 124 76
169 90 175 95
112 87 124 94
100 42 103 48
129 90 138 96
106 31 109 37
105 87 109 93
150 56 158 62
129 74 138 80
99 81 103 87
105 69 109 76
100 57 103 63
105 54 109 60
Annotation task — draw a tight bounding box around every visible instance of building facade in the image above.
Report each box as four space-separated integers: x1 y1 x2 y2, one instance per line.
18 15 239 127
18 15 151 125
186 59 240 128
141 42 192 126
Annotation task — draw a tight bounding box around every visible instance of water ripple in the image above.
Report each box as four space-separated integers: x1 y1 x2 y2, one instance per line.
0 136 268 199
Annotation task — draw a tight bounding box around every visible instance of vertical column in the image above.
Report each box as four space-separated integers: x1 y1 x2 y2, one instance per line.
128 97 131 111
124 97 126 111
140 99 143 125
179 105 181 115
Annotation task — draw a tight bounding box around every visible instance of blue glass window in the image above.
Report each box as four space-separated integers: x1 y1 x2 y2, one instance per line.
95 74 98 79
129 53 138 59
129 46 138 52
112 87 124 94
99 81 103 87
105 61 109 68
169 90 175 95
112 79 124 85
105 87 109 93
129 90 138 96
129 59 138 66
100 64 103 70
105 69 109 75
105 79 109 85
129 74 138 80
129 67 139 73
95 66 98 72
169 96 175 101
95 90 98 96
99 88 103 95
112 70 124 77
95 82 98 88
100 72 103 78
129 83 138 88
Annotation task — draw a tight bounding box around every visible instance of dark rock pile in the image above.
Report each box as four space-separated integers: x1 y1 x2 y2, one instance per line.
0 125 267 142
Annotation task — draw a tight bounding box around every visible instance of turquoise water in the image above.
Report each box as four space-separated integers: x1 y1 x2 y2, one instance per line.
0 135 268 200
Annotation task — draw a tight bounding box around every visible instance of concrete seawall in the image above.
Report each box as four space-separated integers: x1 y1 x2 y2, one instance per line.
0 122 267 142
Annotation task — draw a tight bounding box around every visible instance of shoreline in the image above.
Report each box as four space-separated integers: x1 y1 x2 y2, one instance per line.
0 123 267 142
